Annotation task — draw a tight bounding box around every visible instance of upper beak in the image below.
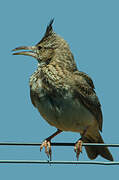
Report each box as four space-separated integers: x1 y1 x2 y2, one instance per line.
12 46 38 59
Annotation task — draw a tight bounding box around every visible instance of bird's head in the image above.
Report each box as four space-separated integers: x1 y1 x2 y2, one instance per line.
12 19 71 66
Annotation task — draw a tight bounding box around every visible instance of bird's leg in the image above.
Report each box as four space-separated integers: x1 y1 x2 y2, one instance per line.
40 129 62 160
74 138 83 160
74 126 89 160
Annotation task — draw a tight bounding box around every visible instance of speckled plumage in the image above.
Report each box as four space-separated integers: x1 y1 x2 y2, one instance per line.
12 19 113 161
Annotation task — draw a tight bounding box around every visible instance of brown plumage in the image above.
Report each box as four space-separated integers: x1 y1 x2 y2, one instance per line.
12 19 113 161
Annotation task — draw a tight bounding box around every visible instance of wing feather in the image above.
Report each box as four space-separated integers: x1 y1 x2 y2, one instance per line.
73 71 103 131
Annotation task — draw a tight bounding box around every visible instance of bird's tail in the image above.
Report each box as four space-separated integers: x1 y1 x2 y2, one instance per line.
82 132 113 161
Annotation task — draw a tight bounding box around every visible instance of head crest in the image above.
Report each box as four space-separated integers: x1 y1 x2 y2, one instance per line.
45 19 54 37
37 19 55 45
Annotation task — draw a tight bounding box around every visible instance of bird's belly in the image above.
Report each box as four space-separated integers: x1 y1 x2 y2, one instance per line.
34 95 95 133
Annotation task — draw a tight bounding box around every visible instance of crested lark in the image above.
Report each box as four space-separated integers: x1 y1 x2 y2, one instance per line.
12 19 113 161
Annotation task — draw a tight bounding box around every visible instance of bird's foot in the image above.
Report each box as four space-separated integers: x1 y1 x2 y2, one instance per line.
40 139 52 160
74 139 83 160
40 129 62 160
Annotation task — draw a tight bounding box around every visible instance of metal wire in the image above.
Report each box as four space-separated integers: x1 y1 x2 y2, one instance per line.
0 160 119 165
0 141 119 147
0 141 118 165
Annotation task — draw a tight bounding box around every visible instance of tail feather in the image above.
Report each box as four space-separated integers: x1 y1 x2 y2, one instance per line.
82 132 113 161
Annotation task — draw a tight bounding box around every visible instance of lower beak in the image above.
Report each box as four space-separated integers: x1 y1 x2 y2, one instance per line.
12 46 37 59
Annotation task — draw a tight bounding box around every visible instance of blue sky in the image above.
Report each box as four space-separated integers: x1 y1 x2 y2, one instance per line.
0 0 119 179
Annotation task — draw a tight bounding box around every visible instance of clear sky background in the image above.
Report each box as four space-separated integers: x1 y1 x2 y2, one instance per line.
0 0 119 179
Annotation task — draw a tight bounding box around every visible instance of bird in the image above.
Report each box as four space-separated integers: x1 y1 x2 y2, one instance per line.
12 19 113 161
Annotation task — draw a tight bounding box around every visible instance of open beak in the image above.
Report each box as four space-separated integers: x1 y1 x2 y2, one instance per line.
12 46 38 59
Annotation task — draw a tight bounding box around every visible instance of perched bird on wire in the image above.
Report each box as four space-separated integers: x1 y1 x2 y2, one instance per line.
12 19 113 161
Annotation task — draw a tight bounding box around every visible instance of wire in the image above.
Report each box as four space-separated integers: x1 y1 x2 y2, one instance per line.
0 141 118 165
0 141 118 147
0 160 119 165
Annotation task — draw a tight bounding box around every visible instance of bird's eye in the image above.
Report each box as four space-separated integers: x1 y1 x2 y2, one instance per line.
38 46 42 50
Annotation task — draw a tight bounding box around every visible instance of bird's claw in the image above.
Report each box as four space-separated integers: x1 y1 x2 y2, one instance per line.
74 140 83 160
40 140 52 160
